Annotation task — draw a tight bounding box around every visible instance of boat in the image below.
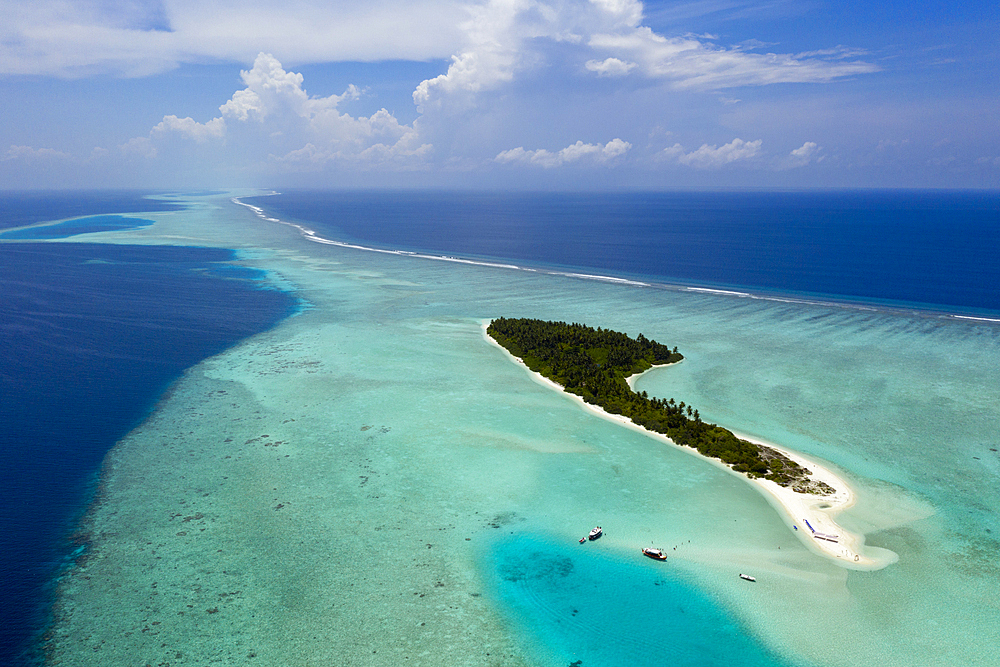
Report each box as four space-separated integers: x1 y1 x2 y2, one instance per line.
739 573 756 582
588 526 602 540
579 537 586 544
642 547 667 560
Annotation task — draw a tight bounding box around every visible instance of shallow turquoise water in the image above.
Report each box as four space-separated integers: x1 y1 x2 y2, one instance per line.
38 191 1000 667
485 533 810 667
0 214 153 239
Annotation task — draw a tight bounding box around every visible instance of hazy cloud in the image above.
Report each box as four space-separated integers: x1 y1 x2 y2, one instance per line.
3 144 72 160
585 57 636 76
4 0 880 133
783 141 822 168
795 46 870 60
664 138 762 167
119 136 158 158
877 138 911 150
0 0 465 77
270 133 432 170
407 0 878 111
587 28 878 89
152 115 226 142
495 138 632 167
0 2 905 185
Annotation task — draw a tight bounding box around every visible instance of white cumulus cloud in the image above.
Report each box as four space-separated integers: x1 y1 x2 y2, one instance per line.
219 55 362 124
125 53 429 170
411 0 877 114
589 0 644 28
495 138 631 167
1 2 889 183
664 138 763 168
3 144 72 161
585 57 636 76
784 141 822 168
413 0 539 113
152 115 227 142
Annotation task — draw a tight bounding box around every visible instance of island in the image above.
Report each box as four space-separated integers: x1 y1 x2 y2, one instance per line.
486 317 886 568
487 317 830 493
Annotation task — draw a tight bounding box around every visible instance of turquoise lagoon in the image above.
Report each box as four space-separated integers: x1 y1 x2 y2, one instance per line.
44 192 999 666
0 214 154 239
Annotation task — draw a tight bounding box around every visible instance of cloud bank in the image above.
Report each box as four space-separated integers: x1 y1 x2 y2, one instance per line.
3 0 877 96
2 1 898 184
409 0 877 114
0 0 465 77
495 138 632 167
3 144 72 161
125 53 429 168
664 138 763 168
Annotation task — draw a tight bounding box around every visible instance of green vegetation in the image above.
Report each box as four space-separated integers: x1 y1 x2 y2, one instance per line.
488 317 831 494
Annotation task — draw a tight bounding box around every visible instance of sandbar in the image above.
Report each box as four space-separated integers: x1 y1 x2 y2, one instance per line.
483 320 889 570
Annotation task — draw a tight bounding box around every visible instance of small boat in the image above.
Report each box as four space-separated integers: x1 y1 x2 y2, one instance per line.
642 547 667 560
579 537 586 544
739 573 756 582
588 526 602 541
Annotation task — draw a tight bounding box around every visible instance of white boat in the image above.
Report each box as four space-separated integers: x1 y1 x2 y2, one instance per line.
739 573 756 582
588 526 602 540
642 547 667 560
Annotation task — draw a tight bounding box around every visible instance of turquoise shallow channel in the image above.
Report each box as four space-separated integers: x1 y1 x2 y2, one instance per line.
34 191 1000 666
0 214 154 239
484 533 804 666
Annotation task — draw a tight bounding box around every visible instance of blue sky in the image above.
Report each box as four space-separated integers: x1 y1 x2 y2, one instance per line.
1 0 997 189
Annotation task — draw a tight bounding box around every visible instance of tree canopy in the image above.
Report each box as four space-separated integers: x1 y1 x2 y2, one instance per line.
488 317 831 494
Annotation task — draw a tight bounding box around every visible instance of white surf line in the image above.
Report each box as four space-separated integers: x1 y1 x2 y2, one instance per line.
951 314 1000 323
684 287 753 297
233 196 652 282
234 196 996 327
483 319 890 570
233 196 525 270
549 271 651 287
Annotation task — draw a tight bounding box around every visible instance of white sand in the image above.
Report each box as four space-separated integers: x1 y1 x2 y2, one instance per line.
483 320 889 570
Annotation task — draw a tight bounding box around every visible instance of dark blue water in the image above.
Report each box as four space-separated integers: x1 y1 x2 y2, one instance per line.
0 191 183 231
248 190 1000 316
4 190 995 666
0 224 296 664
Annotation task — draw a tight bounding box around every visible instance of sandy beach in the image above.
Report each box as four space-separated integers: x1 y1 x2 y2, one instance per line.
483 320 889 570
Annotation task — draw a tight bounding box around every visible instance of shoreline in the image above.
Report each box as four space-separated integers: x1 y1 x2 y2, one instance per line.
483 320 890 570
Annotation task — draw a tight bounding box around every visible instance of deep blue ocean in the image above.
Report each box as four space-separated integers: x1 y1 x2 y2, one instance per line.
3 189 998 666
0 191 185 230
0 195 296 666
248 189 1000 317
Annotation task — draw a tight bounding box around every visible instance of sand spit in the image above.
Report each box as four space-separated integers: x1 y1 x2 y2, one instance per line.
482 320 891 570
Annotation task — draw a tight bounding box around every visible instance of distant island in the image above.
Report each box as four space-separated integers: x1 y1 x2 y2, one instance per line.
487 317 833 495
